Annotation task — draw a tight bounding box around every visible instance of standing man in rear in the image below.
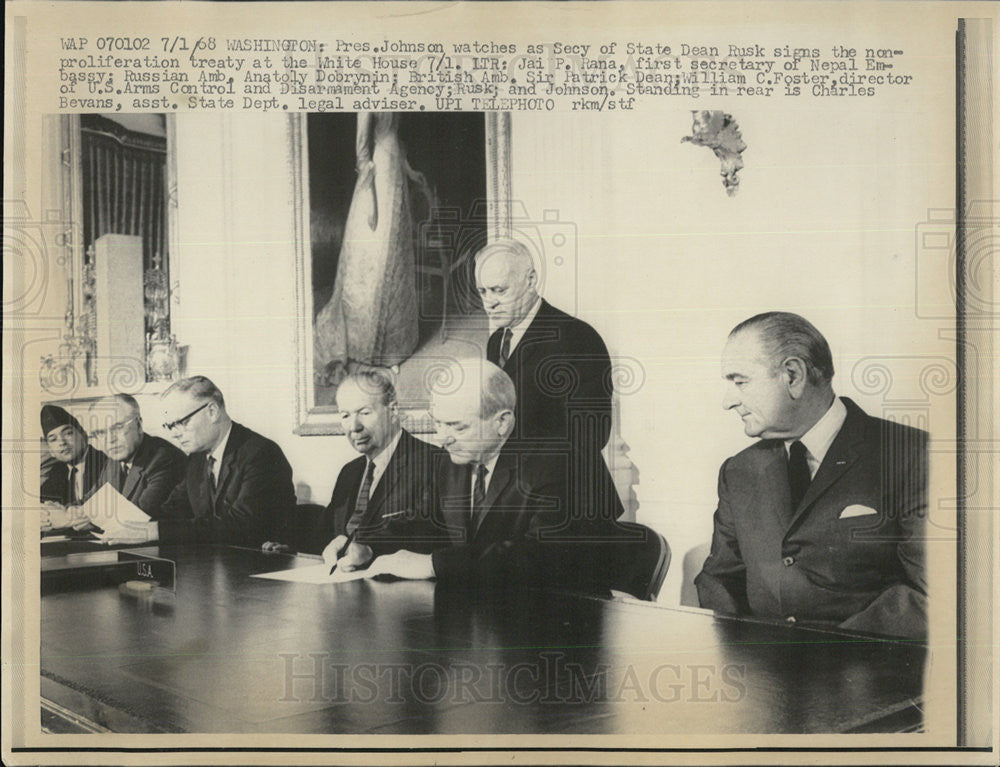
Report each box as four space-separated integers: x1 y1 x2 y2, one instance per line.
474 238 622 522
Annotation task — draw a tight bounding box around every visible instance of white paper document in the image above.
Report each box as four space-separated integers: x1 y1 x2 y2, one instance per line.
252 563 372 584
82 484 151 527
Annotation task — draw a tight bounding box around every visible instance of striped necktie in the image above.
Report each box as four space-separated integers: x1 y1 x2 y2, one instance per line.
346 459 376 536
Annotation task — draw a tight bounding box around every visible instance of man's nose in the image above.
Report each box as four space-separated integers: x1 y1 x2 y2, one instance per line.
722 387 740 410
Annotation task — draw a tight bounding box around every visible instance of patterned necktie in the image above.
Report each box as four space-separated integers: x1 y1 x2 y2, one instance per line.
206 455 217 494
469 462 488 535
787 440 811 511
488 327 512 368
498 328 512 368
346 460 376 536
68 465 79 506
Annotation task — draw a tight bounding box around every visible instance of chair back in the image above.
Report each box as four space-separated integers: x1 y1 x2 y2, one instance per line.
606 522 671 601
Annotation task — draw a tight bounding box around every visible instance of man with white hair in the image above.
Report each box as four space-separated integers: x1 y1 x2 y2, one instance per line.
475 238 614 450
474 238 623 523
88 394 185 514
366 359 614 586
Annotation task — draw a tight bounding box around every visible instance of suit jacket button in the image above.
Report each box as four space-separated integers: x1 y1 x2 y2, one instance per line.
782 556 795 566
786 616 796 623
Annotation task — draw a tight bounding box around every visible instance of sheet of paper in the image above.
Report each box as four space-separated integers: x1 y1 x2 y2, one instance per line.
81 484 151 527
252 563 371 584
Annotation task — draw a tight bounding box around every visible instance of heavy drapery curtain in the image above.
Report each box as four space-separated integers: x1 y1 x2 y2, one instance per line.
80 114 167 271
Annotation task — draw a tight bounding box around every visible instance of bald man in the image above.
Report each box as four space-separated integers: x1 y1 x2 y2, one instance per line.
365 359 622 589
474 239 623 524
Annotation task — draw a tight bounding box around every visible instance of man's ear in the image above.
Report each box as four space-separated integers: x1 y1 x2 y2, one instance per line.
782 357 809 398
495 409 515 436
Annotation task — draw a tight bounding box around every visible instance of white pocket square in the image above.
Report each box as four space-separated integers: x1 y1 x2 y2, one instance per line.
839 504 878 519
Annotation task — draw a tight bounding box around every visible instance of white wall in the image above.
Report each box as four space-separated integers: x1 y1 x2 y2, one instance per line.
510 102 956 604
164 102 955 603
172 113 355 506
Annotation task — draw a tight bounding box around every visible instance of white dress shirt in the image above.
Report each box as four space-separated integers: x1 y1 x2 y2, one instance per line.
208 423 233 485
493 296 543 358
366 429 403 499
784 396 848 479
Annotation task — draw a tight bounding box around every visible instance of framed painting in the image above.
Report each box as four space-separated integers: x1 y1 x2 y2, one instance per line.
291 111 511 434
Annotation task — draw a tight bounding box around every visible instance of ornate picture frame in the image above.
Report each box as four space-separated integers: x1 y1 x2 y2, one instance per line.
291 112 512 435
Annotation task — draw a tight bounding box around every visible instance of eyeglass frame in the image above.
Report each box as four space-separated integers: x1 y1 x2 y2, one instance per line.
89 416 140 440
162 401 211 433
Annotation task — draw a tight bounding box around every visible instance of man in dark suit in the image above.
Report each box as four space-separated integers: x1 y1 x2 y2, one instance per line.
366 359 620 588
315 370 446 568
155 376 295 548
86 394 185 516
475 238 622 522
695 312 928 639
39 404 109 532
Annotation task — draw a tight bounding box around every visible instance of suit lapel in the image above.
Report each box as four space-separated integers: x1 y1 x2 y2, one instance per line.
439 461 473 544
120 436 146 499
750 442 794 529
471 453 515 540
122 463 142 499
212 425 242 506
787 403 866 529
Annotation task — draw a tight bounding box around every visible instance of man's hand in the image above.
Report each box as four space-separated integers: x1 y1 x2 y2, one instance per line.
41 503 87 532
96 520 158 545
321 535 373 571
365 550 435 580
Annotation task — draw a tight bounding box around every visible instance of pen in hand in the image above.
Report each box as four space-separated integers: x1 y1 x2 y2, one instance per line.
329 528 359 575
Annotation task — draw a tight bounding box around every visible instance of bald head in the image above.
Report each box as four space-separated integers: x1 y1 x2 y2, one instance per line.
474 239 539 329
430 358 516 464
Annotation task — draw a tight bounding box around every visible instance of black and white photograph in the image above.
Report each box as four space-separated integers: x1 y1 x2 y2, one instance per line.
2 1 997 765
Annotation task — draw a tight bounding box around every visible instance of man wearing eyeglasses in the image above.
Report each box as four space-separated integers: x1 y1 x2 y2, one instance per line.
77 395 185 539
156 376 296 548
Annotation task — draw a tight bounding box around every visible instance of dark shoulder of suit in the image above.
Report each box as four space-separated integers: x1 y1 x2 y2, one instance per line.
40 447 110 504
135 433 185 468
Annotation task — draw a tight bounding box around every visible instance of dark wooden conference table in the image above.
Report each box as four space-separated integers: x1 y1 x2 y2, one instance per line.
40 544 925 734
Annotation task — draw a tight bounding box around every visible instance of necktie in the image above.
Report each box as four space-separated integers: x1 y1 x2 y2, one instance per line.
68 465 79 506
206 455 217 495
488 327 512 368
346 460 376 535
118 462 129 491
469 462 488 535
787 440 811 511
498 328 512 368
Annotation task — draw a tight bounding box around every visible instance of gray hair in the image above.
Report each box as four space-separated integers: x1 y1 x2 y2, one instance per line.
342 369 397 406
161 375 226 408
91 393 141 416
474 238 534 276
478 359 516 417
730 312 835 384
